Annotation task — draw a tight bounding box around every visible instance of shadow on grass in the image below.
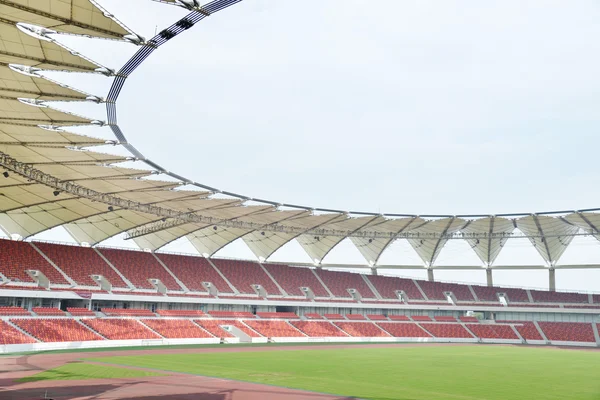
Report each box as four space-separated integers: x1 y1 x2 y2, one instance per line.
18 368 82 382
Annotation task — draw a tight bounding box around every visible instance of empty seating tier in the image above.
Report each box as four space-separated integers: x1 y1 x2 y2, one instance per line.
529 290 589 304
346 314 366 320
366 314 388 321
35 242 128 288
98 248 180 290
156 310 206 317
378 322 431 338
434 316 457 322
366 275 423 300
497 321 543 340
416 281 474 301
195 319 260 338
211 260 281 295
388 315 410 321
101 308 155 317
410 316 432 322
207 311 255 318
157 254 232 293
334 322 390 337
420 323 473 338
67 307 95 316
0 306 30 316
459 316 479 323
13 319 101 342
243 320 305 337
32 307 65 316
0 321 36 344
141 319 213 338
471 285 529 302
82 319 160 340
315 269 375 299
466 324 518 340
0 240 68 284
256 312 298 319
263 264 329 297
291 321 347 337
537 322 596 343
323 313 344 320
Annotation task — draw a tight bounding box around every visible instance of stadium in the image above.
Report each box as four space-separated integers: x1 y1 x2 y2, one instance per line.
0 0 599 399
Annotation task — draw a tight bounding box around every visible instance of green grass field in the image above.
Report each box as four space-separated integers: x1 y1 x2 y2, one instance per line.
86 345 600 400
19 363 164 382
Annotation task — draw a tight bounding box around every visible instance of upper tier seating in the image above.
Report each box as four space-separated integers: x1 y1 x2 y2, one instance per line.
0 306 31 316
434 316 457 322
82 319 160 340
211 259 281 295
389 315 410 321
101 308 155 317
98 248 180 290
459 316 479 323
378 322 431 337
366 275 424 300
334 322 390 337
346 314 366 320
529 290 589 304
366 314 388 321
243 320 305 337
263 264 329 297
0 320 36 344
416 281 474 301
537 322 596 343
304 313 323 319
32 307 65 316
141 319 213 338
13 319 101 342
291 321 347 337
156 310 206 317
35 242 128 287
0 240 68 284
471 285 529 302
498 321 543 340
410 315 432 322
67 307 95 316
314 269 375 298
256 312 298 319
157 254 232 293
420 323 474 338
323 313 344 320
467 324 518 340
207 311 255 318
195 319 261 338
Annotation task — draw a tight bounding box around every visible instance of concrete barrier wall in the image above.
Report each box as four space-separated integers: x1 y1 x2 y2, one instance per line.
2 336 595 354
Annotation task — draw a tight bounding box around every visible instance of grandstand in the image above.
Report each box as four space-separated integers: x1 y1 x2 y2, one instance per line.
0 0 598 354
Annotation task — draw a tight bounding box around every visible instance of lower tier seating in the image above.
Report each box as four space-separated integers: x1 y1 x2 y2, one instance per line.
194 319 264 338
466 324 518 340
67 307 96 316
243 320 305 337
498 321 543 340
420 323 473 338
13 318 101 342
141 319 213 338
82 319 160 340
334 322 390 337
378 322 431 338
290 321 348 337
537 322 596 343
32 307 65 316
0 321 36 344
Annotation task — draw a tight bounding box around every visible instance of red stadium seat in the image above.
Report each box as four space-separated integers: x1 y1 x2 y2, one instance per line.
207 311 255 318
211 259 281 295
195 319 260 338
156 309 206 317
420 323 473 338
82 319 160 340
378 322 431 338
290 321 348 337
467 324 518 340
0 240 68 284
304 313 323 319
157 253 233 294
537 322 596 343
13 318 101 342
32 307 65 316
497 321 543 340
0 321 36 344
263 264 329 297
243 320 305 337
345 314 366 320
141 319 214 338
101 308 155 317
256 312 299 319
417 280 474 301
314 269 376 299
334 322 390 337
365 275 424 300
67 307 96 316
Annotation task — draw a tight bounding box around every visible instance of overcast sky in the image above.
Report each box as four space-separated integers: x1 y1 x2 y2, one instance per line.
16 0 600 292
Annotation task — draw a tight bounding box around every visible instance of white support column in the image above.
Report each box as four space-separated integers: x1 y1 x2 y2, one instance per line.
427 268 434 282
486 268 493 287
549 268 556 291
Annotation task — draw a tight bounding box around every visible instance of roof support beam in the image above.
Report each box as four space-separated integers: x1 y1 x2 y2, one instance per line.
532 214 553 265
